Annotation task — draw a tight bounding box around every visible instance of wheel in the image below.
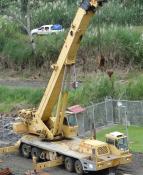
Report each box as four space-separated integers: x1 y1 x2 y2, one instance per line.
32 33 37 36
75 160 84 175
108 167 117 175
31 147 42 162
20 143 31 158
64 157 74 172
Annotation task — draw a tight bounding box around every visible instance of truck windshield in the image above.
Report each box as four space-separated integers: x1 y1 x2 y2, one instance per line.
67 115 77 126
116 137 128 151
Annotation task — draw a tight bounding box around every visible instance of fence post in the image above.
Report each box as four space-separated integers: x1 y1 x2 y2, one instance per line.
0 115 3 139
92 104 96 139
105 98 108 124
112 99 117 123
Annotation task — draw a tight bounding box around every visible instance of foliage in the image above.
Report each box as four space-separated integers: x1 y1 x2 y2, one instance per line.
1 19 143 70
80 26 143 71
94 0 143 26
68 73 113 106
35 32 65 66
2 72 143 112
115 75 143 100
0 86 43 112
0 73 113 112
31 1 73 28
0 0 143 70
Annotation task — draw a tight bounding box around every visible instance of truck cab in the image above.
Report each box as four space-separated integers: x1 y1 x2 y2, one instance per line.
106 132 130 155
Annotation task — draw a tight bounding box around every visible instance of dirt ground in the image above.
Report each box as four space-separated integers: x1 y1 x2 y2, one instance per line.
0 79 47 88
0 152 143 175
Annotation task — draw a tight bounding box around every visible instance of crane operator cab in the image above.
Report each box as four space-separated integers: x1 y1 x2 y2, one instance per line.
106 132 129 155
62 113 78 138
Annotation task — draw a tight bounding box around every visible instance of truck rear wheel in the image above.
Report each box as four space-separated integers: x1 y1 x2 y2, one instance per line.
108 167 117 175
64 157 74 172
31 147 42 162
75 160 84 175
20 143 31 158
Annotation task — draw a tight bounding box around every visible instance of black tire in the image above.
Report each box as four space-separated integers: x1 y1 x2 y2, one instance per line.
75 160 84 175
20 143 31 158
31 147 42 162
64 157 74 172
108 167 117 175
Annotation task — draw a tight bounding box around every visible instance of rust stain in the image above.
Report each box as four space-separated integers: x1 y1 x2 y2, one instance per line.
0 168 12 175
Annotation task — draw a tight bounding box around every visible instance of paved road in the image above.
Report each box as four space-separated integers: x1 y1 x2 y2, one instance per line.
0 79 47 88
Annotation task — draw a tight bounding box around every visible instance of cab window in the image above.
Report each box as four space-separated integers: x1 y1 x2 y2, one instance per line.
115 137 128 150
106 138 114 145
45 27 49 31
38 27 44 30
63 115 77 126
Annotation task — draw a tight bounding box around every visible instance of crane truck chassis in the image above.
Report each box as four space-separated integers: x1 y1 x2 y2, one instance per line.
0 132 132 174
0 0 132 175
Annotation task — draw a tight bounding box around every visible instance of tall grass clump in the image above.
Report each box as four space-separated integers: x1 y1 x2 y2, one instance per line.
0 17 65 69
80 26 143 70
35 32 65 67
68 73 113 106
1 0 143 70
93 0 143 26
2 39 33 66
126 76 143 100
114 75 143 100
0 86 43 112
101 26 143 66
31 0 78 28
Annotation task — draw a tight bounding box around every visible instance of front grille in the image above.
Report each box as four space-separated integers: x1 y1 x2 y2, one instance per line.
97 146 108 155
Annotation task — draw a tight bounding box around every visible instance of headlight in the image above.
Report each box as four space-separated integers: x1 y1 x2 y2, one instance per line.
89 164 93 169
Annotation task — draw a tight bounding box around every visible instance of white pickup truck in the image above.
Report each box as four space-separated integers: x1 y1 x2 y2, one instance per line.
31 24 64 35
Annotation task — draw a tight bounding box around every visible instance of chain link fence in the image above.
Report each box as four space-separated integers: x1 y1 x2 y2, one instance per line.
76 98 143 136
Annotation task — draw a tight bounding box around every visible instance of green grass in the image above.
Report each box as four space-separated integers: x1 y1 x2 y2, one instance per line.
97 125 143 152
0 86 43 112
133 26 143 33
0 73 113 112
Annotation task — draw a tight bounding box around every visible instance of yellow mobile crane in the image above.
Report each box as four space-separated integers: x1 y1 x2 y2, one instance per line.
0 0 132 174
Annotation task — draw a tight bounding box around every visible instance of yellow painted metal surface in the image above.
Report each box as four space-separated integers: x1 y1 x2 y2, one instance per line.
0 141 20 154
33 157 63 171
0 146 18 154
62 125 78 138
13 122 28 133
